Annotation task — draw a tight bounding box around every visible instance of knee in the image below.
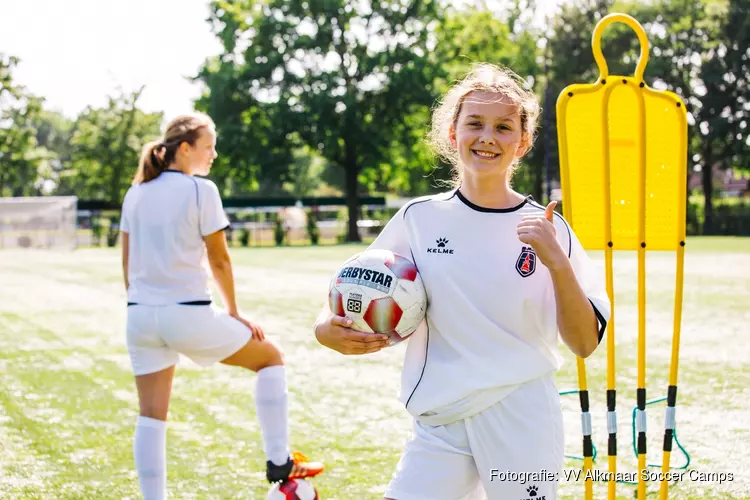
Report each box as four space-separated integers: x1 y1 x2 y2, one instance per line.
241 338 284 372
256 339 285 371
222 337 286 372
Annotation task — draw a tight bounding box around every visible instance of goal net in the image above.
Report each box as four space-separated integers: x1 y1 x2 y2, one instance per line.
0 196 78 250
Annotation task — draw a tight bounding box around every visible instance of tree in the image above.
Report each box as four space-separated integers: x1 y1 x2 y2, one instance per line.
31 109 76 196
542 0 743 234
61 89 162 204
543 0 615 203
0 53 46 197
194 54 299 196
424 2 544 199
198 0 445 241
617 0 746 233
692 0 749 233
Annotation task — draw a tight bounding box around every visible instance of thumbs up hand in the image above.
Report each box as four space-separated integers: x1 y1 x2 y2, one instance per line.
517 201 568 272
543 201 557 224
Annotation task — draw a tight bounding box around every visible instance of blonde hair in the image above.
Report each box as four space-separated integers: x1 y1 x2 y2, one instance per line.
133 112 215 184
426 63 541 186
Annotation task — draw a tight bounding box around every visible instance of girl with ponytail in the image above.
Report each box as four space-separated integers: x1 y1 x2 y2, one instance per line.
121 113 324 499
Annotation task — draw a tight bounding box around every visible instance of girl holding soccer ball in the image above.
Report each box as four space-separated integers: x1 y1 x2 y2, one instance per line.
121 113 323 499
314 64 610 500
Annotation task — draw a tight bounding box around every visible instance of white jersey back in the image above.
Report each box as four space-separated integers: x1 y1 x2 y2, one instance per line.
369 189 610 425
121 171 229 306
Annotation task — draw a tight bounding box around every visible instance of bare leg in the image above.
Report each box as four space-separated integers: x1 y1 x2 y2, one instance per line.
220 337 284 371
133 366 175 500
135 365 175 420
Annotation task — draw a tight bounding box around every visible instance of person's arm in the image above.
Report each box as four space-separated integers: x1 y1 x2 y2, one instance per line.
197 179 262 338
121 231 129 290
549 260 600 358
204 229 264 340
204 229 238 315
517 202 607 359
120 191 131 291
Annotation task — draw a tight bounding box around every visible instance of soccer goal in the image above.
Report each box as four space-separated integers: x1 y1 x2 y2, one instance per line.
0 196 78 250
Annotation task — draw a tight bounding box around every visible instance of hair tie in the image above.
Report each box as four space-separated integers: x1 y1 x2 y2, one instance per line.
153 143 168 164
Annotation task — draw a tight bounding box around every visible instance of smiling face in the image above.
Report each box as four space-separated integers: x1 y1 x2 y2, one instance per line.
449 91 529 182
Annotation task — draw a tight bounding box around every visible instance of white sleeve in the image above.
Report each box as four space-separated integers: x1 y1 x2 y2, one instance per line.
559 219 611 343
120 188 133 233
366 204 412 260
198 180 230 237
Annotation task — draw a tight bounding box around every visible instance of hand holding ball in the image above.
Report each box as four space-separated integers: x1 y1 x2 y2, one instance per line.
328 249 427 346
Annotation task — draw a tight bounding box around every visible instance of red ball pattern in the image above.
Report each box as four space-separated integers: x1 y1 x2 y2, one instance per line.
363 296 403 333
329 288 344 316
278 480 319 500
384 253 418 281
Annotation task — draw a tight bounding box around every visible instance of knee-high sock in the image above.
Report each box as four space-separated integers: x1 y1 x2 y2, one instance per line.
255 365 290 466
134 416 167 500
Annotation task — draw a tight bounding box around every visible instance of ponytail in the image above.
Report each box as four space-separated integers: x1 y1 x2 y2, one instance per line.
133 141 165 184
132 112 216 184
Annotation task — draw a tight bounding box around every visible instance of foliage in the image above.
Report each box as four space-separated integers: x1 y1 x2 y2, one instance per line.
274 212 286 246
306 209 320 245
197 0 446 241
0 0 747 237
239 227 250 247
687 197 750 236
62 88 163 204
0 53 46 197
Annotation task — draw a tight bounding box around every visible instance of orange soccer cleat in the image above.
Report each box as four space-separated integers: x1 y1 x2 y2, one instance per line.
266 451 324 483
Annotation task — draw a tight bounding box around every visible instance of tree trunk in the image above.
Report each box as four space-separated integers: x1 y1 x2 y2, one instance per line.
701 142 714 235
344 162 361 242
12 162 27 196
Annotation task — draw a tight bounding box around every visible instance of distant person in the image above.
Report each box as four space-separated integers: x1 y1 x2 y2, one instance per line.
120 113 323 499
313 64 610 500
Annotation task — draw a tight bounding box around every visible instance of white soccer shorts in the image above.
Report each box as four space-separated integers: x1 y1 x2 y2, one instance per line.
126 304 252 376
385 374 564 500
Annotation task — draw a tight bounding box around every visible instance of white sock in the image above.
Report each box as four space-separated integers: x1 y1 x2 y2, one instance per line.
134 416 167 500
255 365 290 466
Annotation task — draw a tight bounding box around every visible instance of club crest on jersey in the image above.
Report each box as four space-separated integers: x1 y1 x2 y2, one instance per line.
516 246 536 277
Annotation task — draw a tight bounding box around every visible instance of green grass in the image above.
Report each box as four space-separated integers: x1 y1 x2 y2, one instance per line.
682 235 750 252
0 238 748 499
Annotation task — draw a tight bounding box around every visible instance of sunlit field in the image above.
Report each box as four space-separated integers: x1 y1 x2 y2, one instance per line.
1 237 748 499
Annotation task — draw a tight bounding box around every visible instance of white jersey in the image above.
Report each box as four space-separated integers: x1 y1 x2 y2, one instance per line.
368 189 610 425
120 171 230 306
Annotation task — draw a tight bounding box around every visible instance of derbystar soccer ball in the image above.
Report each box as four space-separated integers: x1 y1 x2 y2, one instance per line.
328 249 427 345
267 479 319 500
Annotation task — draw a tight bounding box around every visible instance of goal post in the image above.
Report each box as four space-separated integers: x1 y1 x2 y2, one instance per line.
0 196 78 250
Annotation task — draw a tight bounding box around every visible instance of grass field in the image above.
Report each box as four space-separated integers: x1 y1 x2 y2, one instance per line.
0 236 748 499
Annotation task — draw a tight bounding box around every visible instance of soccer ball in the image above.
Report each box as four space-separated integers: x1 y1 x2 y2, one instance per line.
328 249 427 345
267 479 319 500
